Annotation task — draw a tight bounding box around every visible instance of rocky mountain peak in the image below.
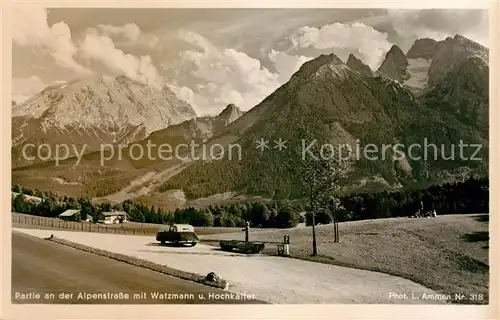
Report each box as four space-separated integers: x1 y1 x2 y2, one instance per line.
11 73 198 168
427 34 488 88
346 53 374 77
11 74 197 135
454 34 471 42
406 38 444 60
295 53 344 75
218 103 244 125
388 44 406 56
150 45 487 200
377 45 410 82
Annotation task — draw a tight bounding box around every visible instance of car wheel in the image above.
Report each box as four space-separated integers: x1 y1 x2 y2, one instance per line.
160 240 165 244
189 242 196 247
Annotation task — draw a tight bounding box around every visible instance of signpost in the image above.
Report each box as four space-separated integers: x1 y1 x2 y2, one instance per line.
242 221 250 242
283 235 290 256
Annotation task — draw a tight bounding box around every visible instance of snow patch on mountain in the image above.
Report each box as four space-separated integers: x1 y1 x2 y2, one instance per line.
403 58 431 91
315 63 351 81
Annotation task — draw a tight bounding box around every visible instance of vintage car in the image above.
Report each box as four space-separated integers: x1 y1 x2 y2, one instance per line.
156 224 199 246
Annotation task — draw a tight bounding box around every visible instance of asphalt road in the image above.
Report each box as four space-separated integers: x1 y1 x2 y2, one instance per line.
11 231 265 304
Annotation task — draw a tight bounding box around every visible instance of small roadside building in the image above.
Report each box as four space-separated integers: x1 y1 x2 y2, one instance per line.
98 211 129 224
59 209 81 221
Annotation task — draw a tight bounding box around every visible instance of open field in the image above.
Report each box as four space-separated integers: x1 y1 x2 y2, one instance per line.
14 227 445 304
200 214 490 304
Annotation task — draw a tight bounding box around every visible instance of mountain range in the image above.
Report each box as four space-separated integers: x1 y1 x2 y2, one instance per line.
11 34 489 208
12 75 197 168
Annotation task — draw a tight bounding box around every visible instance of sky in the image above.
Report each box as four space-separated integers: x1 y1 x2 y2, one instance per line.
11 8 489 116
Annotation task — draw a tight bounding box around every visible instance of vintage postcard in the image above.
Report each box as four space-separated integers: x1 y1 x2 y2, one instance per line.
1 1 498 319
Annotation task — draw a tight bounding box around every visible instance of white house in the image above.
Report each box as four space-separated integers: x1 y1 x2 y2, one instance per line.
98 211 129 224
12 192 43 204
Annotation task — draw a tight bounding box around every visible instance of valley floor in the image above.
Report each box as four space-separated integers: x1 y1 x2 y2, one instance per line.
201 214 490 304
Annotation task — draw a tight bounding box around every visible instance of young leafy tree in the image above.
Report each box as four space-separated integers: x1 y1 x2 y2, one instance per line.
12 193 28 213
293 126 352 256
275 200 298 228
21 187 33 196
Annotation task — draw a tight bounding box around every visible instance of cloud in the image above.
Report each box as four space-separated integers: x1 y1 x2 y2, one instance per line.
168 31 312 115
11 76 68 104
11 7 91 75
11 9 162 87
287 22 393 69
12 94 30 105
268 49 313 83
97 23 141 41
11 75 47 104
79 29 162 88
137 35 160 49
387 9 489 47
96 23 160 49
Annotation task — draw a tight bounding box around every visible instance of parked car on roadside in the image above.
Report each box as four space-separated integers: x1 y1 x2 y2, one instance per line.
156 224 199 246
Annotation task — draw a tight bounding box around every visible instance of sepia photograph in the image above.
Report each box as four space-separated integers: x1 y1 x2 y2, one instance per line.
3 2 496 317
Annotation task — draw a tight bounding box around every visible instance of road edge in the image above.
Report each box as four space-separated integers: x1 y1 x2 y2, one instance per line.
45 235 230 291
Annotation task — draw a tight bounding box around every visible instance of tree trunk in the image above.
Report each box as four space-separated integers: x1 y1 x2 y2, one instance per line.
335 219 339 243
310 188 317 256
312 211 317 256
